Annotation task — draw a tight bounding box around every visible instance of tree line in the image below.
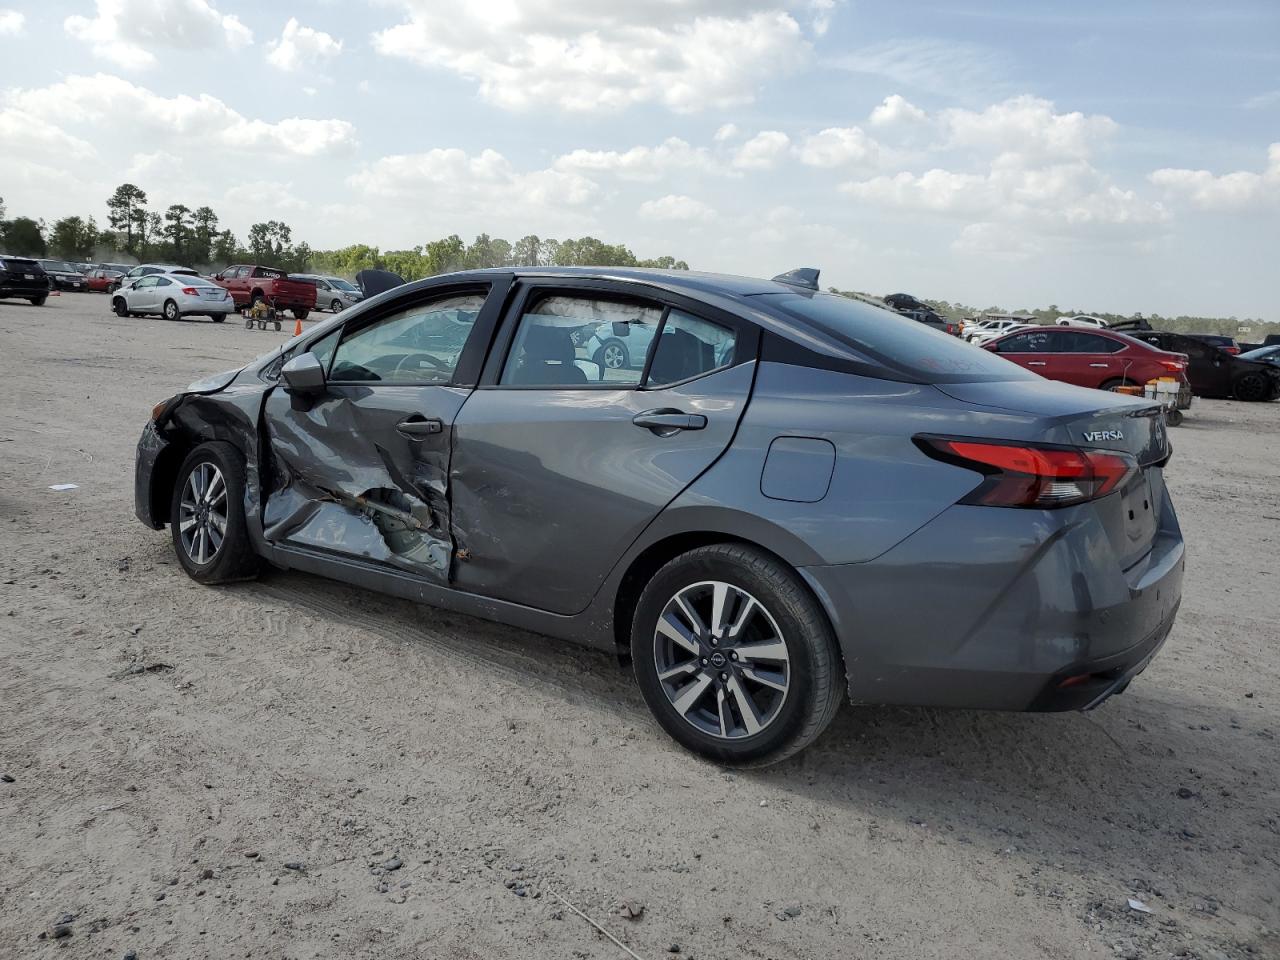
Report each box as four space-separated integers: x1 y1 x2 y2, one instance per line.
0 183 689 281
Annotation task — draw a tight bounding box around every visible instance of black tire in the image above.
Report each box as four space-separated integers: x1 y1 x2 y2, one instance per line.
29 295 47 306
330 299 342 313
1100 377 1139 392
594 338 630 371
170 441 262 584
113 297 130 317
292 307 309 321
162 299 181 321
1233 373 1267 402
211 314 225 323
632 544 843 766
1166 408 1184 427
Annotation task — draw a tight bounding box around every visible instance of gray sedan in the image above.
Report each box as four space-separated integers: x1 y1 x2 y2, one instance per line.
134 266 1184 764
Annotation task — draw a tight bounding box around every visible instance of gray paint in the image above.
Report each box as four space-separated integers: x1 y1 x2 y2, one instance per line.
134 265 1186 714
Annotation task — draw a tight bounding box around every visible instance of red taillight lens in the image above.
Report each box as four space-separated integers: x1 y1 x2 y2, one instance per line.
1224 346 1240 355
182 286 199 295
918 438 1136 508
1159 359 1186 372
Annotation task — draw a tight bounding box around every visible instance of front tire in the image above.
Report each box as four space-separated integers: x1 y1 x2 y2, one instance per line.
170 442 262 584
330 298 343 313
632 544 843 766
594 338 630 371
113 297 130 317
29 295 47 306
1233 373 1268 402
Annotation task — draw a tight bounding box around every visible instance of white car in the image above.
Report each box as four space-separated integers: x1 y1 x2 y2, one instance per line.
1055 314 1108 328
967 319 1032 345
112 263 198 292
294 274 364 313
111 272 234 322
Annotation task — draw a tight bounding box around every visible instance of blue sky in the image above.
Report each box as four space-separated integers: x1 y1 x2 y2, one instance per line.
1 0 1276 318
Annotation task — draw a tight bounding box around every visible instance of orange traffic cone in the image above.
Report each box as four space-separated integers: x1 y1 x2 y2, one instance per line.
293 317 303 337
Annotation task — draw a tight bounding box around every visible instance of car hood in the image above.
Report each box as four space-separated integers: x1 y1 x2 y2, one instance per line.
185 367 243 394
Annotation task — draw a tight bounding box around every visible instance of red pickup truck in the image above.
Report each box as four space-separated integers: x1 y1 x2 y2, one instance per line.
212 265 317 319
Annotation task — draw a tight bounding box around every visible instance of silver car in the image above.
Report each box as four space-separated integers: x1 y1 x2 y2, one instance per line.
294 274 364 313
134 266 1184 765
113 272 234 322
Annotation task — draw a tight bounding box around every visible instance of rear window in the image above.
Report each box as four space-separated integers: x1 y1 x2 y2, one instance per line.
758 292 1037 384
1 258 40 271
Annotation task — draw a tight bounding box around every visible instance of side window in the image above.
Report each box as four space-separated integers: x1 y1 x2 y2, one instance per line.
501 295 663 386
646 311 736 387
155 277 173 287
310 327 341 372
996 332 1040 353
329 291 486 384
135 277 157 289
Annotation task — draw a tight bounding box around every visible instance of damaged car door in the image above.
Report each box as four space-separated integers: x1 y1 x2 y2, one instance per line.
260 284 495 581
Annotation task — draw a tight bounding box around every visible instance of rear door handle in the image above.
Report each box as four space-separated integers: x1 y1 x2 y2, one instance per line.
397 416 443 438
1089 363 1110 368
1026 361 1047 367
632 409 707 432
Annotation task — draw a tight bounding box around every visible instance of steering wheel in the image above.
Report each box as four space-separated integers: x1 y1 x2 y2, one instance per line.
392 352 449 378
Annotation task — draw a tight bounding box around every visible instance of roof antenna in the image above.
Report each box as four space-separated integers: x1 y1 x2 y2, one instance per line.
771 267 820 291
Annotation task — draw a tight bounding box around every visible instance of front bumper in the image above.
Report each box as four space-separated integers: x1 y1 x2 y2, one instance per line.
800 496 1185 712
134 420 171 529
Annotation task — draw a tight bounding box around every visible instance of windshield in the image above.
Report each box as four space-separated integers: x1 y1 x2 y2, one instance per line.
757 291 1038 384
1240 346 1279 361
332 279 358 291
174 274 218 287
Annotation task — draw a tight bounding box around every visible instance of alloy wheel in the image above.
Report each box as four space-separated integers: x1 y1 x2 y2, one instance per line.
603 342 626 368
653 580 791 739
179 462 228 565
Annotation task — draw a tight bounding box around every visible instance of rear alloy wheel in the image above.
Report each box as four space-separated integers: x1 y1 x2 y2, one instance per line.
1233 373 1267 402
163 299 181 321
632 544 843 766
170 442 261 584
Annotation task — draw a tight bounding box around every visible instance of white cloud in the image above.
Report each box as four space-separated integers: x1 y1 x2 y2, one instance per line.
3 74 356 158
734 131 791 170
798 126 880 168
942 95 1116 162
0 108 96 162
349 148 599 224
831 38 1011 100
267 18 342 73
869 94 927 128
371 1 816 112
638 194 717 222
0 8 24 34
714 123 739 142
554 137 721 182
1150 143 1280 211
64 0 252 70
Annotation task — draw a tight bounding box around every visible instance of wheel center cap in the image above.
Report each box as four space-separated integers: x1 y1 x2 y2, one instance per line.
709 651 727 669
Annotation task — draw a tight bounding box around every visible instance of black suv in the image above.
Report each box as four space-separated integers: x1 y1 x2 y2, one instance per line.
36 259 87 292
0 256 50 305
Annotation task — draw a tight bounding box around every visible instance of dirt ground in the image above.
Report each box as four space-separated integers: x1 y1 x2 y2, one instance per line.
1 292 1277 960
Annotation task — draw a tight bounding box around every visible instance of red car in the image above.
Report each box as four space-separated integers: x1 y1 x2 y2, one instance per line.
983 327 1189 392
211 265 317 319
86 268 124 292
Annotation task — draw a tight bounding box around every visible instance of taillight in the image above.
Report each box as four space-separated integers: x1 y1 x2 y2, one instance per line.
1224 347 1240 355
182 286 199 295
1159 359 1186 372
917 437 1136 508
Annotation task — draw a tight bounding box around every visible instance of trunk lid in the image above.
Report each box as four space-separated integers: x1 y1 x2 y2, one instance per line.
936 378 1171 572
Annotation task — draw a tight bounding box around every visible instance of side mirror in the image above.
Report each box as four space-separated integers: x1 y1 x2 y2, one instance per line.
612 321 631 338
281 353 326 395
213 273 223 281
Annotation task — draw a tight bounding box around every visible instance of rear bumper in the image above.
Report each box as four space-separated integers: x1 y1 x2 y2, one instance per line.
0 284 49 297
800 496 1185 712
185 298 235 314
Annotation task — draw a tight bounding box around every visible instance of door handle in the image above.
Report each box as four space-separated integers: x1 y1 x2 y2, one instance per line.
1027 361 1047 367
632 409 707 433
397 416 443 438
1089 363 1110 368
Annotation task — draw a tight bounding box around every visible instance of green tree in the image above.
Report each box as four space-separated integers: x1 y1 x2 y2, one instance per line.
191 206 219 264
49 216 99 260
0 216 46 256
248 220 293 265
512 234 541 266
163 204 193 262
106 183 148 255
422 234 466 275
